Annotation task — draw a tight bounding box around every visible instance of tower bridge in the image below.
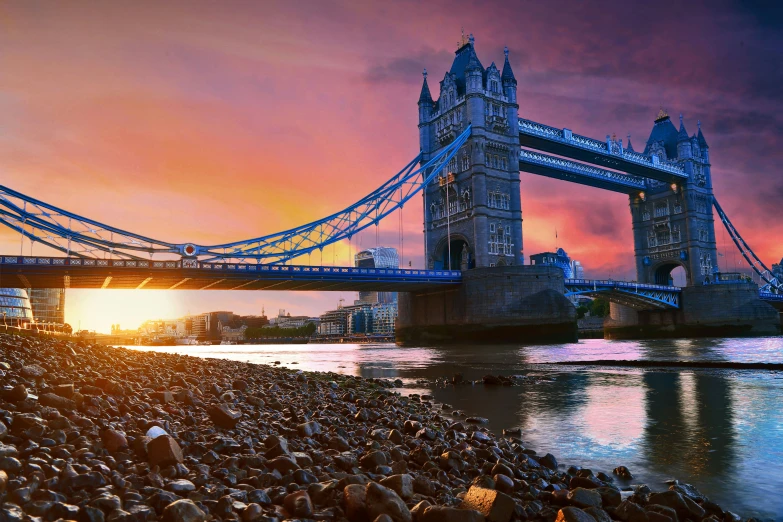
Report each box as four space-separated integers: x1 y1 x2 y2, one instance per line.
1 34 780 342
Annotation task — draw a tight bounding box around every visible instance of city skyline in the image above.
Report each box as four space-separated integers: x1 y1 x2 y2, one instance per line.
2 1 781 332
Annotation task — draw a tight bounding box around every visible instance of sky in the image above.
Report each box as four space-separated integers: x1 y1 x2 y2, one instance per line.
1 1 782 332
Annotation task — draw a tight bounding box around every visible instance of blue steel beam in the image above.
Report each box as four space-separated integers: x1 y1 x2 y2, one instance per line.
519 149 646 194
518 119 688 183
564 279 681 309
0 255 462 292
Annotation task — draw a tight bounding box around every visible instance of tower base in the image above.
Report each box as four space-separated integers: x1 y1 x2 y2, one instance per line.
604 282 781 339
396 266 577 345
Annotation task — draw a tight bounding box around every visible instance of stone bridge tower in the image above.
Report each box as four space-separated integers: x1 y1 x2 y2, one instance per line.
630 110 718 286
417 34 522 270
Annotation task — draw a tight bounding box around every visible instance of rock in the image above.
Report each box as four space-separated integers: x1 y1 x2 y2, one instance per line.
555 507 596 522
208 403 242 428
343 483 368 522
613 466 633 480
614 500 648 522
584 507 612 522
540 453 558 470
161 499 207 522
375 515 395 522
102 429 128 452
167 479 196 492
567 487 602 509
297 420 321 437
283 491 313 518
595 486 621 507
147 435 184 467
0 470 6 492
460 486 515 522
647 490 706 520
267 455 299 473
21 363 46 377
3 384 27 402
483 375 502 385
361 450 388 469
241 503 263 522
380 474 414 500
152 391 175 403
420 505 486 522
365 482 411 522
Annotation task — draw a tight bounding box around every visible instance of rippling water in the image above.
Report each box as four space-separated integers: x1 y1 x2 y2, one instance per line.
127 337 783 519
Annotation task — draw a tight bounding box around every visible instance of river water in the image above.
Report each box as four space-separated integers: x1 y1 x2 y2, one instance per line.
127 337 783 519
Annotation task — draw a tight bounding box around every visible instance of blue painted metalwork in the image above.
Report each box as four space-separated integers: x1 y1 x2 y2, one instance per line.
519 149 646 194
564 279 681 309
713 198 782 293
518 118 688 183
0 255 462 291
0 126 471 264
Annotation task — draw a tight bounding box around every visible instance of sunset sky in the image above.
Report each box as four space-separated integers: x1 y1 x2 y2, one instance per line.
1 1 781 332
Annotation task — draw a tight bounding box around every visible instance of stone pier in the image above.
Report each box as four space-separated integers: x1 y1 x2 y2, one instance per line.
396 265 577 344
604 282 780 339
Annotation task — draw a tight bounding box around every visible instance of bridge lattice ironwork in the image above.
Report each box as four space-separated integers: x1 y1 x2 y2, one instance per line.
0 127 471 264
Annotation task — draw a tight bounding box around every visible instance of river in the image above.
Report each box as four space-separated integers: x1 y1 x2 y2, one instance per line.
127 337 783 520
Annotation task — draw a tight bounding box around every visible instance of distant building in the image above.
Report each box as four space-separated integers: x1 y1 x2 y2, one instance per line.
0 288 34 328
346 303 374 334
221 325 247 342
571 259 584 279
372 302 398 336
355 247 399 305
773 258 783 283
318 307 349 336
530 248 576 278
28 288 66 326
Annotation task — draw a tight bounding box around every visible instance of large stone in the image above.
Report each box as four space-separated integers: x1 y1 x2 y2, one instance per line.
555 507 596 522
460 486 515 522
101 429 128 452
0 470 7 493
297 421 321 437
420 506 486 522
283 491 313 518
380 474 413 500
208 403 242 428
343 484 368 522
595 486 621 507
161 500 207 522
365 482 411 522
147 435 184 467
361 450 388 469
568 487 602 509
152 391 175 404
614 500 648 522
267 455 299 473
647 490 704 520
539 453 558 470
54 383 75 398
584 507 612 522
21 364 46 377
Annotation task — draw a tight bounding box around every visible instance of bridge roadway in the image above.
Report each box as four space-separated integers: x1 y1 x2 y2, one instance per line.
0 256 461 292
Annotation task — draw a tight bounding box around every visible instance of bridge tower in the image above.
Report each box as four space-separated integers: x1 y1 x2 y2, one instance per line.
418 34 522 270
630 110 718 286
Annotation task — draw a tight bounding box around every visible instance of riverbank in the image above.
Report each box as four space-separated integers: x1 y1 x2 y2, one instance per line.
0 334 755 521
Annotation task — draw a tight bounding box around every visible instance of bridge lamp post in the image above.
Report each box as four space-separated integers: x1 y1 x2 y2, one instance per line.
638 192 646 202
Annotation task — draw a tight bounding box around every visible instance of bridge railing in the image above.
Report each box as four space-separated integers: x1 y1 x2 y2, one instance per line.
564 279 682 292
518 119 686 177
0 256 463 280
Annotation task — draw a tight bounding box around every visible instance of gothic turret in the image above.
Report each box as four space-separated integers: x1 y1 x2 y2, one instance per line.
677 114 692 159
501 47 517 102
418 69 434 124
626 134 635 152
697 121 709 149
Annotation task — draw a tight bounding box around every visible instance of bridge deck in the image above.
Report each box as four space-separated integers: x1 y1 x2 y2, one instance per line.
0 256 461 291
519 150 645 194
519 119 688 184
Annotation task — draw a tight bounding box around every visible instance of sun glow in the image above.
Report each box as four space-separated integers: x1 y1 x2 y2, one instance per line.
65 290 188 334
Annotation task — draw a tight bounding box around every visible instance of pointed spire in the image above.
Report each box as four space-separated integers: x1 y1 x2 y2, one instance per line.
697 120 709 148
501 46 517 83
465 44 482 72
626 134 635 152
418 69 433 105
677 113 689 142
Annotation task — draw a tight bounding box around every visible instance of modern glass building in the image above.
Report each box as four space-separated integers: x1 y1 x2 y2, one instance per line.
28 288 66 325
0 288 34 328
355 247 399 305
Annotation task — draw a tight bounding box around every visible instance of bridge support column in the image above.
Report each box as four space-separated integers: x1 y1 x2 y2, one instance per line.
396 265 577 344
604 282 780 339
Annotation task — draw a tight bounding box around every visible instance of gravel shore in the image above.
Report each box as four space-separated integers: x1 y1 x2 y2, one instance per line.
0 333 754 522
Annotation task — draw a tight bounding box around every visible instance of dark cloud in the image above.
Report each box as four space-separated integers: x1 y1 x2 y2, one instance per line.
364 47 453 84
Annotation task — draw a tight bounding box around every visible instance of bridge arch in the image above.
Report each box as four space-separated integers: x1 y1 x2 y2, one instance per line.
652 261 691 287
431 234 473 271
